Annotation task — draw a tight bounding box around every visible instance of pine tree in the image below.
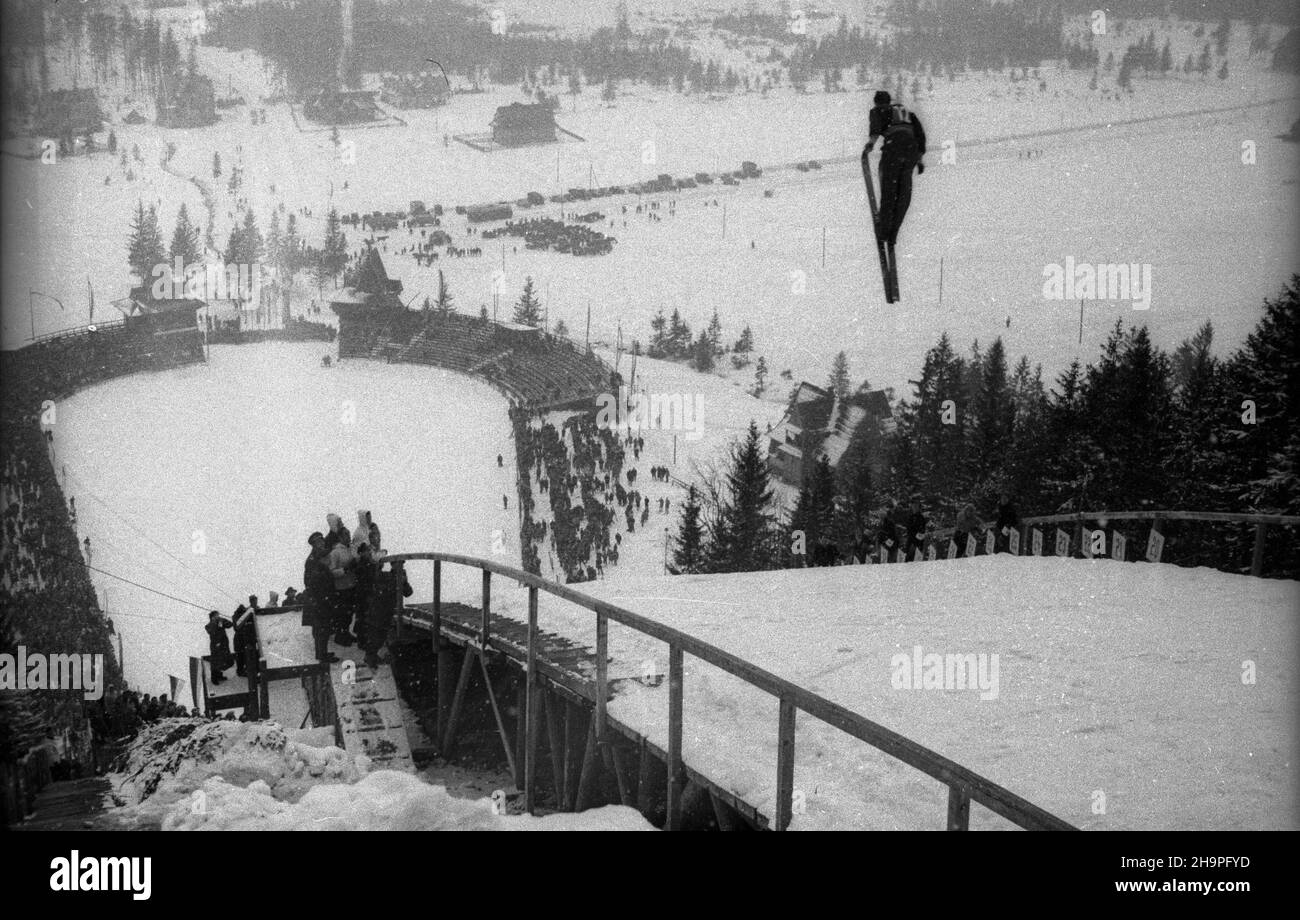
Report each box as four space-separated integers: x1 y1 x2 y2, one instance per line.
1217 60 1229 80
264 209 282 274
828 351 851 403
434 269 454 314
107 130 117 153
649 308 667 356
281 212 301 276
322 208 347 281
789 455 837 561
671 486 705 574
707 422 778 572
212 151 221 178
169 203 200 267
692 330 714 372
514 276 542 326
734 325 754 354
706 309 723 355
237 209 264 264
972 337 1013 490
127 200 166 287
602 76 616 102
752 356 768 397
554 319 569 338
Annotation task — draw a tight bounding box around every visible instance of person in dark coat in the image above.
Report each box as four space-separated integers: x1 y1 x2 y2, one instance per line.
904 498 928 560
812 532 839 567
995 492 1020 553
351 543 378 649
206 611 234 684
363 562 413 669
302 532 338 663
877 502 900 560
233 597 258 677
953 503 985 558
863 92 927 247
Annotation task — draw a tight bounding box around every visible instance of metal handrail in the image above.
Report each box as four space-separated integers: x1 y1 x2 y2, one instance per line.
383 550 1077 831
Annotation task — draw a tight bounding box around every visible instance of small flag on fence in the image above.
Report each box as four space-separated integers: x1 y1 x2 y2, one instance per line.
966 534 977 558
947 540 957 559
926 543 937 562
1032 528 1043 556
1055 529 1071 557
189 656 203 711
985 530 996 555
1113 531 1127 562
1008 528 1021 556
1146 528 1165 563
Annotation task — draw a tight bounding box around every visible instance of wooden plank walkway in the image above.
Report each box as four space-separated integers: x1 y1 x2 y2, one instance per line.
331 650 415 773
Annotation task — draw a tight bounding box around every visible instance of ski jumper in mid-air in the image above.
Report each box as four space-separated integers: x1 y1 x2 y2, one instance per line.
862 90 926 247
859 91 927 302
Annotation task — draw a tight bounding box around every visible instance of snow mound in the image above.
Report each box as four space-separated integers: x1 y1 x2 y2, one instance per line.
110 719 367 813
162 769 655 831
112 719 655 830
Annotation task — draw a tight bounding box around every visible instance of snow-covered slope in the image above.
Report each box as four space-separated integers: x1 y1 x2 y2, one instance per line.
477 555 1299 830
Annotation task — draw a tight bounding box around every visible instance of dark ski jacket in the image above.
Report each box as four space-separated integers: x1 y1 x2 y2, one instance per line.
996 502 1020 532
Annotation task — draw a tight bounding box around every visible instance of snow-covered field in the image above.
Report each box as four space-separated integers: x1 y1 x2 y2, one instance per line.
477 555 1298 830
6 11 1297 394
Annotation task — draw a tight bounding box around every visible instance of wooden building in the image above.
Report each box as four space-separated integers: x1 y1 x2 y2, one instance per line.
490 103 557 147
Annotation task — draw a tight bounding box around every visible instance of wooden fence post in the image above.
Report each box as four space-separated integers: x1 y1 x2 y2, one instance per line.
947 785 971 830
1251 523 1267 577
667 644 684 830
481 569 491 647
595 612 608 743
525 584 539 815
775 696 796 830
432 560 447 742
392 560 405 641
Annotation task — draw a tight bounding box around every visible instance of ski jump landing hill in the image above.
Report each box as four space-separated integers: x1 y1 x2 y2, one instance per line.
211 537 1296 832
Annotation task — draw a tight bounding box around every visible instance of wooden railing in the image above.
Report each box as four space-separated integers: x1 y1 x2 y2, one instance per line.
383 551 1077 831
921 510 1299 576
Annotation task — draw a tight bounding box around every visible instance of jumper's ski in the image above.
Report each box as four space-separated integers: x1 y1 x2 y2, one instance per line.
885 240 900 301
861 151 895 304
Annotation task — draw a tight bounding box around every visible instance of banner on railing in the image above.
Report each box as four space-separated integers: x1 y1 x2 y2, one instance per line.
189 656 202 712
966 534 977 558
913 546 923 563
1055 529 1071 557
879 546 889 564
1032 528 1043 556
985 530 996 555
1146 528 1164 563
1009 528 1021 556
1081 529 1093 558
895 547 907 564
926 543 937 562
947 540 957 559
1113 530 1127 562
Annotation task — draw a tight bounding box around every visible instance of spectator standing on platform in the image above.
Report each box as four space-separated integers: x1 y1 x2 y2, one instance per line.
206 611 234 684
363 561 413 670
303 532 338 663
328 525 358 646
995 492 1020 553
904 498 928 559
877 502 900 560
352 542 377 648
233 597 258 677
